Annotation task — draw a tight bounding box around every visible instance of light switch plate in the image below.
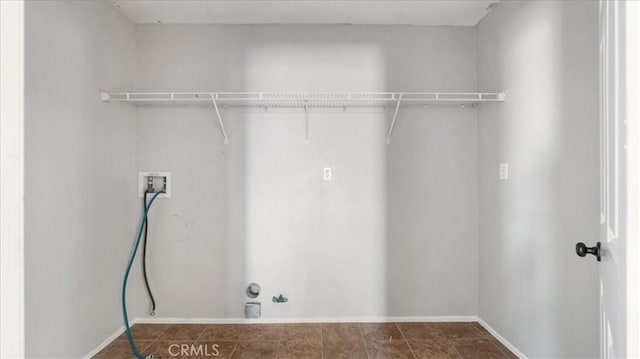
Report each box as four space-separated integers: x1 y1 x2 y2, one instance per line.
323 167 332 181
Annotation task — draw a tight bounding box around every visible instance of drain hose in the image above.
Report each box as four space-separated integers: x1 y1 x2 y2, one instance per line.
122 190 163 359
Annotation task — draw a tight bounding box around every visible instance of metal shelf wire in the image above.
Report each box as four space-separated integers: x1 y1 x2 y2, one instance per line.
101 91 506 144
101 91 505 108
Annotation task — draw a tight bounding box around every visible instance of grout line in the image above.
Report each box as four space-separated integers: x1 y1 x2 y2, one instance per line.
485 339 511 356
495 343 518 358
194 323 209 341
448 339 464 359
467 322 485 338
154 323 171 341
140 340 153 353
276 324 284 359
145 339 157 356
229 341 239 359
194 324 206 341
396 322 418 359
320 323 324 359
357 323 371 359
470 326 517 359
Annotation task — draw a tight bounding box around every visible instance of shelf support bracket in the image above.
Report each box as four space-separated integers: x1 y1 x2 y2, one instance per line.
211 94 229 144
386 94 403 144
304 101 310 144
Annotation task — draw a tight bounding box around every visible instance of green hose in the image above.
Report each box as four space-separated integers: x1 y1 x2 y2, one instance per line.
122 191 163 359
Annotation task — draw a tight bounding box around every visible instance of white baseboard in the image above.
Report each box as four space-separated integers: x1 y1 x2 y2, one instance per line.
476 317 527 359
82 318 136 359
134 315 479 325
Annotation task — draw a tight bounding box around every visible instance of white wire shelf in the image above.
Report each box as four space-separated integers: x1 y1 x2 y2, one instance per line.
101 91 506 108
101 91 506 144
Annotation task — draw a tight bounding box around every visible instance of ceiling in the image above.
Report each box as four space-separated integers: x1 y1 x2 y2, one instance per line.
110 1 499 26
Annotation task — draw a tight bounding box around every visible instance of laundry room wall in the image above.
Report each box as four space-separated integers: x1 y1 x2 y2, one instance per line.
24 1 137 357
476 1 600 357
134 25 480 320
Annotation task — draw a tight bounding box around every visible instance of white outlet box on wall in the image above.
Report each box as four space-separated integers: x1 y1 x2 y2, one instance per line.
138 172 171 198
323 167 332 181
499 163 509 180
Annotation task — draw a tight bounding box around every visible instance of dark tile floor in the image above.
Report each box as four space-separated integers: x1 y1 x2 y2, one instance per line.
94 322 517 359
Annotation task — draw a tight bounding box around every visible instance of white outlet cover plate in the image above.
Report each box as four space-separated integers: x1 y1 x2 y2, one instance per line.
323 167 332 181
499 163 509 180
138 171 172 198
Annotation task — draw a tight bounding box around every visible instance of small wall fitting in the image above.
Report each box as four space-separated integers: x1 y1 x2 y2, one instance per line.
246 283 261 298
138 172 171 198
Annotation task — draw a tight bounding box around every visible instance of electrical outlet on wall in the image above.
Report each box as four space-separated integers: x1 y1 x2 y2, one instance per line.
323 167 332 181
499 163 509 180
138 172 172 198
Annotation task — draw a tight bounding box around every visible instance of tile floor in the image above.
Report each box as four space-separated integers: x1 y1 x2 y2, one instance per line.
94 322 517 359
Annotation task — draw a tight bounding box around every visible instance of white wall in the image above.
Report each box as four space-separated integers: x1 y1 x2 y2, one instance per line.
476 1 600 357
1 1 25 357
134 25 479 319
24 1 136 357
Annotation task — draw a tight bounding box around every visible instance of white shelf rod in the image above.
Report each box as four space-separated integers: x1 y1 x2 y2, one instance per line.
210 94 229 145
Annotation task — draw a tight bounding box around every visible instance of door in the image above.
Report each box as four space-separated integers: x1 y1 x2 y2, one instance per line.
598 1 631 358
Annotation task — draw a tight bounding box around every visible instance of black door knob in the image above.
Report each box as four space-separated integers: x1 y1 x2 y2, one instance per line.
576 242 601 262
